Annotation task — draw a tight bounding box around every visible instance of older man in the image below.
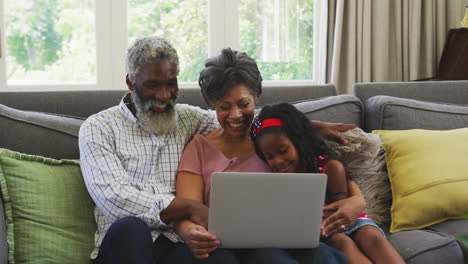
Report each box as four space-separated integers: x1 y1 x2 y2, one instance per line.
79 37 354 264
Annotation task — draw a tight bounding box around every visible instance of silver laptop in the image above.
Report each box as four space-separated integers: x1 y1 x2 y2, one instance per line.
208 172 327 248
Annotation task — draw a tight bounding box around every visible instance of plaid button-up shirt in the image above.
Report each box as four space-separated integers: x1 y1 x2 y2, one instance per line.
79 93 218 258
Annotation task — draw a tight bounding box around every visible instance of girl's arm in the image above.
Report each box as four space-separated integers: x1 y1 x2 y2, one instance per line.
175 171 219 260
321 180 366 238
349 180 366 202
323 159 349 203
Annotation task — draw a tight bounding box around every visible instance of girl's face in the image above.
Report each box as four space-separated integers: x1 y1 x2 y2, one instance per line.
213 84 256 139
257 132 305 173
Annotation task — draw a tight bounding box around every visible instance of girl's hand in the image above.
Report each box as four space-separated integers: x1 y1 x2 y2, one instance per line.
180 223 219 260
321 195 365 238
311 121 357 145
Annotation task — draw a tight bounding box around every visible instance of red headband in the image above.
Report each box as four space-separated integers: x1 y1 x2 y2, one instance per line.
251 117 284 139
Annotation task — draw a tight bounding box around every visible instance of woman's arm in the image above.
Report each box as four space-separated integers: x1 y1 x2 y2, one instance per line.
175 171 219 260
175 171 204 204
311 121 357 144
321 180 366 237
175 170 206 230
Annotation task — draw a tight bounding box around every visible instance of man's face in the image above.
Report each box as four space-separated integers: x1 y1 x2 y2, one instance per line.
127 61 179 134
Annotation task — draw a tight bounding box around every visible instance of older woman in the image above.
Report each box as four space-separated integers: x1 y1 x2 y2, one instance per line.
175 48 364 263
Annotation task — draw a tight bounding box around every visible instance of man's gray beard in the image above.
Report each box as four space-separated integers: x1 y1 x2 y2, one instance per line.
131 91 177 135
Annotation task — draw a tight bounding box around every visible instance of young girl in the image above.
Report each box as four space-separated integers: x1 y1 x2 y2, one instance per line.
250 103 405 264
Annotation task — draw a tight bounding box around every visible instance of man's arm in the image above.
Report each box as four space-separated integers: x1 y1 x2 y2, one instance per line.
79 118 200 228
182 105 219 136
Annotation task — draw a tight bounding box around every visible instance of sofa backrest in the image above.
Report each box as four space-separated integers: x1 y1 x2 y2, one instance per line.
354 81 468 107
365 95 468 132
0 84 337 118
354 81 468 131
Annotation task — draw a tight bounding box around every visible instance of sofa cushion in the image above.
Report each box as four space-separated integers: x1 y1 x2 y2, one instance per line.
0 104 83 160
388 229 465 264
293 94 362 126
255 95 362 127
0 149 96 264
365 96 468 132
374 128 468 233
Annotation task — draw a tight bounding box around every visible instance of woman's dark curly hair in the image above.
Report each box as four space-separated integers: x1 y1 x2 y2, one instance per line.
199 48 262 108
251 103 331 173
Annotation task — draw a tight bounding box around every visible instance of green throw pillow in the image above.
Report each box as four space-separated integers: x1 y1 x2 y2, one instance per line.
0 149 96 264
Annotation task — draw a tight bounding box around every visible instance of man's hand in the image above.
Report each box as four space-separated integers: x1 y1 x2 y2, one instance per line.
160 197 209 228
188 200 209 229
311 121 357 145
179 223 219 260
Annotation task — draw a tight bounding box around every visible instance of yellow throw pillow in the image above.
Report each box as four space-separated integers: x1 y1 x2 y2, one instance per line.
373 128 468 233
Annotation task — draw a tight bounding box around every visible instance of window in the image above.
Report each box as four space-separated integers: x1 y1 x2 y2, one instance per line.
0 0 319 90
239 0 314 80
3 0 96 85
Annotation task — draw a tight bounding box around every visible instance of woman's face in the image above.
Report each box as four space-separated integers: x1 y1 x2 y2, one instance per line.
257 132 305 173
213 84 256 139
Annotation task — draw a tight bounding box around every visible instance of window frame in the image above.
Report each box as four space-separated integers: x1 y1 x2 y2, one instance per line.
0 0 322 91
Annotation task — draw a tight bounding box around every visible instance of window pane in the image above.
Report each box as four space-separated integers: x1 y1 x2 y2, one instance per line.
239 0 314 80
128 0 208 82
4 0 96 84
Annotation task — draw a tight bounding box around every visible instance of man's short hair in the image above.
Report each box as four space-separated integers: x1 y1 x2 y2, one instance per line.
126 37 179 83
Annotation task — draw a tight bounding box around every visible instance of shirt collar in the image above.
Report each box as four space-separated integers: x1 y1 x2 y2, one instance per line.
118 92 138 124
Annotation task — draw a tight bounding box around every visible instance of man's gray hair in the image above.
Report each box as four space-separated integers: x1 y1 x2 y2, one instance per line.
125 37 179 83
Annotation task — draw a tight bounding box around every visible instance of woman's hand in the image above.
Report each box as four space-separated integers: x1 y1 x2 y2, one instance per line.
177 220 219 260
321 181 365 238
311 121 357 145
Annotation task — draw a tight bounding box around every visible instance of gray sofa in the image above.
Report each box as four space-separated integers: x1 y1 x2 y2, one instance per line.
1 82 467 264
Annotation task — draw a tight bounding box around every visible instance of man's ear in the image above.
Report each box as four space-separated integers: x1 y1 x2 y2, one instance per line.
126 75 134 91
